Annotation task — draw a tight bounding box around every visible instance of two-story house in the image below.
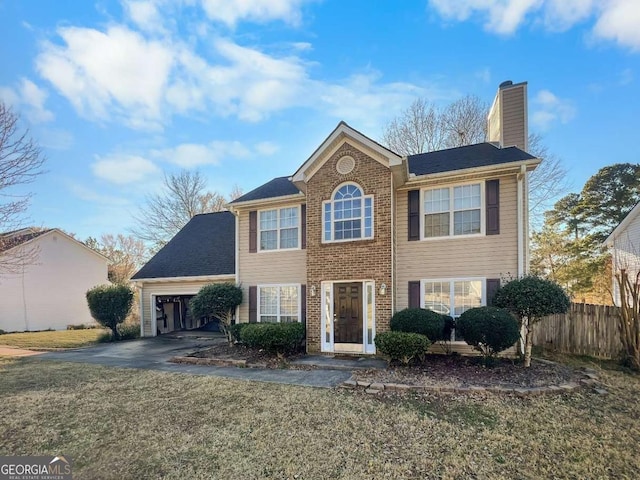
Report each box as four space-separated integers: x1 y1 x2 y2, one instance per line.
132 80 539 354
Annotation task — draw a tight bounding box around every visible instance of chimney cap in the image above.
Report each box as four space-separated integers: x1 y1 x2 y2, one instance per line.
499 80 513 88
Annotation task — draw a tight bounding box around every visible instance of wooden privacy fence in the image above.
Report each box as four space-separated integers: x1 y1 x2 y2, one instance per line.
532 303 621 359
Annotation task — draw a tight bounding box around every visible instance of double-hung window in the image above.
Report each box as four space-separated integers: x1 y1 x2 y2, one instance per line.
422 279 484 340
323 183 373 242
259 207 299 251
423 184 482 238
258 285 300 323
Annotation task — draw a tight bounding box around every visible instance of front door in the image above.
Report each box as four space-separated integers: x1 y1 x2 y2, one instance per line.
334 283 363 344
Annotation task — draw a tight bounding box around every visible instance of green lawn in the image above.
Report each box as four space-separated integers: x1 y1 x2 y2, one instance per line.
1 357 638 479
0 329 105 349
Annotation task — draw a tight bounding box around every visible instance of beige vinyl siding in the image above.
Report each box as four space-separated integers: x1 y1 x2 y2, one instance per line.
236 201 307 323
395 174 519 311
140 278 232 336
502 86 526 149
487 93 501 144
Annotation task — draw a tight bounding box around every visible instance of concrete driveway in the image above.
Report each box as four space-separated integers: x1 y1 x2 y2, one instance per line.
38 335 352 388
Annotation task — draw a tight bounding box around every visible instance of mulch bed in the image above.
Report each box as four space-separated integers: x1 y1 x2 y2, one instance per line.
353 355 581 389
183 344 583 390
186 343 302 369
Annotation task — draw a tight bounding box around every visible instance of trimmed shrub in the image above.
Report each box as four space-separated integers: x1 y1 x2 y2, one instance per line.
190 283 243 346
118 323 141 340
374 331 431 365
240 323 305 356
86 284 134 340
457 307 520 362
390 308 444 341
228 323 249 343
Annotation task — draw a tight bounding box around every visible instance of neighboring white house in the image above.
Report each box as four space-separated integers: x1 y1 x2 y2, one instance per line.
0 228 109 332
604 202 640 306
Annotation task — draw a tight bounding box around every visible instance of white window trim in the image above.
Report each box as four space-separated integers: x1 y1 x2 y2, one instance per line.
420 277 486 342
420 181 485 241
322 182 374 244
257 205 301 253
257 283 302 323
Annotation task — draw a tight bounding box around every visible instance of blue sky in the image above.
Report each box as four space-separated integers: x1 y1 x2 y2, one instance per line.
1 0 639 240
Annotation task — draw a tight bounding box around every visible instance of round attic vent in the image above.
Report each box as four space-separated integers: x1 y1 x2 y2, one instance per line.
336 155 355 175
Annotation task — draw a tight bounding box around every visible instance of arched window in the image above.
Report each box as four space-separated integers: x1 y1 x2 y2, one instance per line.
323 183 373 242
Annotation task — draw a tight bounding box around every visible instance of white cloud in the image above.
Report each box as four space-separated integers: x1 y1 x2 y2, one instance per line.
200 0 311 26
0 78 54 124
255 141 279 156
123 0 165 32
151 141 251 168
92 154 160 184
531 89 576 130
36 25 174 128
428 0 640 50
593 0 640 52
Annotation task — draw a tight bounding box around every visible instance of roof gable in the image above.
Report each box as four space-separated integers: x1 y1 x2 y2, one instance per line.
604 200 640 246
132 211 235 280
291 121 402 187
0 228 109 262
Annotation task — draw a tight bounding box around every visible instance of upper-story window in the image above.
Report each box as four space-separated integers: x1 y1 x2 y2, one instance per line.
422 183 482 239
259 207 299 251
323 183 373 242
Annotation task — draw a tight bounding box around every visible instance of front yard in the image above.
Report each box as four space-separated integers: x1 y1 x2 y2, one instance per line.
1 356 639 479
0 329 105 349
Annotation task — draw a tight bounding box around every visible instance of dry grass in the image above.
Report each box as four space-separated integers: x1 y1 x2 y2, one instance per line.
0 357 639 480
0 329 105 349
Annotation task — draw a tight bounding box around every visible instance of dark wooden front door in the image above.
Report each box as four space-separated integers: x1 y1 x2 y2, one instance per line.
334 283 363 343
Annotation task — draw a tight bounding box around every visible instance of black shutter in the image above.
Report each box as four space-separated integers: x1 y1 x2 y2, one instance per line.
408 281 421 308
300 285 306 323
408 190 420 241
249 211 257 252
301 204 306 249
486 179 500 235
486 279 501 306
249 286 257 323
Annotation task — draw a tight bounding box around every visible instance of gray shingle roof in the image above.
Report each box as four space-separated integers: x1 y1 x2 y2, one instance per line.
131 211 235 280
230 176 302 203
408 143 536 176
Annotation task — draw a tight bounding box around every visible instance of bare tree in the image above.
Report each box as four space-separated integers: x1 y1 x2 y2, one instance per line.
381 97 568 228
131 170 240 254
87 234 147 284
0 102 46 273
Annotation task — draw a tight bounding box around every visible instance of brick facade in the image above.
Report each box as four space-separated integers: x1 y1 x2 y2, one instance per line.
305 142 393 353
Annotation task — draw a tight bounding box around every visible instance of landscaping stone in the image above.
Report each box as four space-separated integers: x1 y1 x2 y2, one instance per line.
365 388 382 395
594 388 609 395
356 380 371 388
343 380 358 388
468 386 486 393
369 383 385 390
514 388 529 397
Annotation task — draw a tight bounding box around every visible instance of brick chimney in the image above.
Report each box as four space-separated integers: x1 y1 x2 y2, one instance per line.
487 80 528 151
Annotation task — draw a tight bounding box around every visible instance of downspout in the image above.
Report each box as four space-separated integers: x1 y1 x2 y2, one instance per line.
135 283 144 337
390 173 395 315
523 167 530 273
21 262 28 331
517 165 525 277
232 207 240 323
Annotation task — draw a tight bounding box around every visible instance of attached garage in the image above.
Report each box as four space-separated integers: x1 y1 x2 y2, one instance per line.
131 212 236 337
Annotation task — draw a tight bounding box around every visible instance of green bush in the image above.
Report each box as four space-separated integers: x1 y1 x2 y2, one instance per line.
457 307 520 362
0 329 5 335
240 322 305 356
190 283 243 345
67 323 98 330
118 323 141 340
86 284 134 340
228 323 249 343
390 308 444 341
374 331 431 365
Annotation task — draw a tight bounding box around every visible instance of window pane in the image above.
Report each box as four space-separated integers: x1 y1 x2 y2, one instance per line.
279 207 298 228
259 287 277 316
280 227 298 249
259 210 277 230
424 281 451 315
424 213 450 237
453 281 482 316
454 184 481 210
279 286 298 319
364 197 373 238
324 203 331 241
260 315 278 323
453 209 481 235
424 188 449 214
260 230 277 250
335 219 361 239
